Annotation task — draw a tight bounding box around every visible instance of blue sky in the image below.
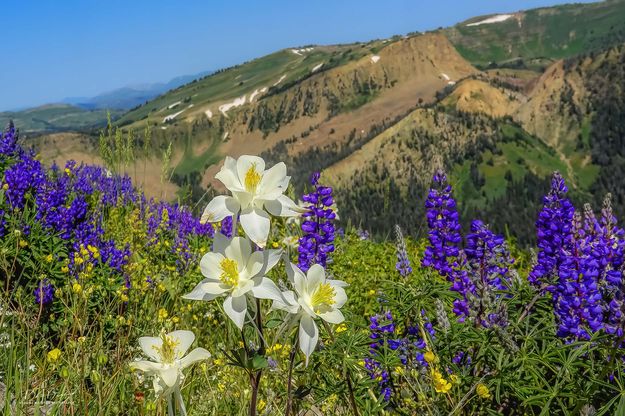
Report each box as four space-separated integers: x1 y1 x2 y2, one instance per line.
1 0 598 111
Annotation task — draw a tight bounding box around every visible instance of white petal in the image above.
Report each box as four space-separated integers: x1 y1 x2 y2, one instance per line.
129 360 161 374
223 295 248 330
258 162 287 192
179 348 211 369
247 249 282 278
299 314 319 366
318 309 345 324
216 157 244 192
231 278 254 298
240 207 270 248
225 236 252 267
307 264 326 293
159 366 180 387
236 155 266 185
271 290 300 314
292 263 307 295
201 196 239 224
183 281 226 301
250 277 283 302
285 258 301 284
138 337 162 361
332 286 348 308
200 252 225 280
246 251 265 278
264 249 282 272
233 191 253 210
264 195 304 217
212 233 230 255
169 330 195 358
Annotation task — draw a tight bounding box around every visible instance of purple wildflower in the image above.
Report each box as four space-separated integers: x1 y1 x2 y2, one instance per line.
297 172 336 272
394 225 412 277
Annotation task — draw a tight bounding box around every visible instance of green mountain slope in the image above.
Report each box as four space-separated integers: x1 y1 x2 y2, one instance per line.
0 104 122 134
444 0 625 68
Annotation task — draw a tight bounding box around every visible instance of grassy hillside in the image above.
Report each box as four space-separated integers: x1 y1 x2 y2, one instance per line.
444 0 625 68
116 42 387 128
0 104 122 133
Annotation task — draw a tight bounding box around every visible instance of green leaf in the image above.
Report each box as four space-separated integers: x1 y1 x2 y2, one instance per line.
251 354 268 370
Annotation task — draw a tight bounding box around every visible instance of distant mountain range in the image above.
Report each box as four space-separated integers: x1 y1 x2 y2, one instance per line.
23 0 625 244
1 70 213 133
61 70 214 111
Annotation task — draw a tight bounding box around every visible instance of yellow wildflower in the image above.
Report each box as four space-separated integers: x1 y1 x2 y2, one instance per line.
158 308 168 322
47 348 62 363
424 351 437 364
368 289 376 296
45 254 53 263
336 323 347 333
19 240 28 248
476 383 491 399
61 266 69 273
2 183 8 190
431 370 452 394
72 282 82 294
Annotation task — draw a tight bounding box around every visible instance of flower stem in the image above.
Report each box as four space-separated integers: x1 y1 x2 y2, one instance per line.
285 333 299 416
249 298 265 416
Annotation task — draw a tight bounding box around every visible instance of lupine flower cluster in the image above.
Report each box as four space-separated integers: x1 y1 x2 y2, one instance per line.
422 171 514 327
531 173 625 341
365 308 435 402
297 172 336 272
0 122 213 306
365 311 395 401
394 225 412 277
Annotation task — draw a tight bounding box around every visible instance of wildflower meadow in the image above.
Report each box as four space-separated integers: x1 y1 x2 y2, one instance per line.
2 119 625 415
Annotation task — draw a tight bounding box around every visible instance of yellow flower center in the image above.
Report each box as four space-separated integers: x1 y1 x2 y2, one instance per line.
153 333 180 364
244 164 262 193
310 283 336 313
219 258 239 287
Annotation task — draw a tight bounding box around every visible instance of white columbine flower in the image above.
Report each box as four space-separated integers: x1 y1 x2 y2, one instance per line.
129 330 210 416
183 234 284 329
272 262 348 365
201 155 302 247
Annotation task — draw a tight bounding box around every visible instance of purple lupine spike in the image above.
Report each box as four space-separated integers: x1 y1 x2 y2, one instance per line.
394 225 412 277
422 170 462 278
297 172 336 272
529 172 575 288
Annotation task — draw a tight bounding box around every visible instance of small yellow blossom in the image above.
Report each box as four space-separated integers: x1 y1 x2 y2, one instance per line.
336 323 347 333
424 351 437 364
47 348 62 363
368 289 376 296
431 370 452 394
449 374 459 385
172 316 180 324
120 293 129 302
78 336 86 344
2 183 8 191
45 254 53 263
64 168 71 175
257 399 266 412
19 240 28 248
61 266 69 273
271 241 279 249
158 308 168 322
476 383 491 399
72 283 82 294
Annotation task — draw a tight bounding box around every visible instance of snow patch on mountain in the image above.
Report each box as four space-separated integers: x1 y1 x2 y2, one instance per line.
219 96 246 117
466 14 513 27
